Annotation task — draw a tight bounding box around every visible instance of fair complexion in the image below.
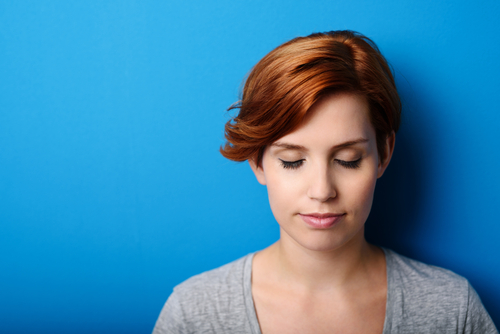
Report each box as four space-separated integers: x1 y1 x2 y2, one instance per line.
249 93 395 334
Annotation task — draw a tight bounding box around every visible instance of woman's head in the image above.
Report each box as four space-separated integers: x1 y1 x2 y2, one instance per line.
220 30 401 166
247 92 392 251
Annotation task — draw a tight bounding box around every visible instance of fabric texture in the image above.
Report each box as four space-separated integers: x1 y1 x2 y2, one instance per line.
152 249 498 334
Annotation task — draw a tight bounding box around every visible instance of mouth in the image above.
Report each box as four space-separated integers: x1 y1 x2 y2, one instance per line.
299 213 345 229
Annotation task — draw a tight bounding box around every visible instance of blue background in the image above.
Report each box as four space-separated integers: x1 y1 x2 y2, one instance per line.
1 0 499 332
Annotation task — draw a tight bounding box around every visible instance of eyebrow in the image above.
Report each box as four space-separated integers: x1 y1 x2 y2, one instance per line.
271 138 369 151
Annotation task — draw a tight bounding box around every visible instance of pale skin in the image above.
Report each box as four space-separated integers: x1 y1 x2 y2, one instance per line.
249 93 395 334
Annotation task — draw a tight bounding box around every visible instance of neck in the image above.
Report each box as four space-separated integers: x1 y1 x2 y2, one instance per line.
262 227 383 292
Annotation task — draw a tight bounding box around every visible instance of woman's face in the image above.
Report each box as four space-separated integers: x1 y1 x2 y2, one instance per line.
250 93 393 252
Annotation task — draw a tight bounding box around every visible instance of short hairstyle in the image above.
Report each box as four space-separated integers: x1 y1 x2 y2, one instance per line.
220 30 401 166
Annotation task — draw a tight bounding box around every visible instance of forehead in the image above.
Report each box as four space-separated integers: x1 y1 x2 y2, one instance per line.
274 93 374 147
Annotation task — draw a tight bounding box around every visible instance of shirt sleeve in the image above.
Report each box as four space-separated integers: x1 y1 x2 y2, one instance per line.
152 290 189 334
464 282 498 334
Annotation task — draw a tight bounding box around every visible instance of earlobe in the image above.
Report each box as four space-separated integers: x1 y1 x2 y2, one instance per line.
248 158 267 185
377 132 396 178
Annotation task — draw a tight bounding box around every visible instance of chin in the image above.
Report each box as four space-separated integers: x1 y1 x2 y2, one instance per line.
289 231 355 253
281 224 366 253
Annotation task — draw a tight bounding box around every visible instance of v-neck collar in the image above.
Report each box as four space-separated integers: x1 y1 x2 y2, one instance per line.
243 249 393 334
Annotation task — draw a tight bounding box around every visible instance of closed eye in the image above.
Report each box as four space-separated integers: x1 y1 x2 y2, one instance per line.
279 159 304 170
335 158 361 169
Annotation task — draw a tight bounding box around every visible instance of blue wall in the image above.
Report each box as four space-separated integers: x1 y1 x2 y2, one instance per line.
1 1 499 332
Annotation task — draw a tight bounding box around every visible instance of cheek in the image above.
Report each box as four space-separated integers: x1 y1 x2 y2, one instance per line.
265 172 301 218
342 171 378 215
267 180 289 208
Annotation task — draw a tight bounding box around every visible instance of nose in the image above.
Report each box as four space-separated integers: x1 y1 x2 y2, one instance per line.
307 162 337 202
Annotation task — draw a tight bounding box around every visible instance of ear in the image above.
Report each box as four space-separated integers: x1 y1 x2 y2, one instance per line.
377 132 396 178
248 158 267 185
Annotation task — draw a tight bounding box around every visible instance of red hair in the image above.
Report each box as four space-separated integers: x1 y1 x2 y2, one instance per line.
221 30 401 166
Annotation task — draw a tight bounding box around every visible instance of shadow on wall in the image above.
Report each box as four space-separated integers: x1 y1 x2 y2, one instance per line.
365 127 500 327
364 126 422 259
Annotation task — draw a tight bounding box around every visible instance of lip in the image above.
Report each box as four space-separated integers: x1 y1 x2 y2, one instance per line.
299 213 345 229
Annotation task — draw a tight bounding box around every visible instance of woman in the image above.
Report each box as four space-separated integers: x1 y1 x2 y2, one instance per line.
153 31 497 334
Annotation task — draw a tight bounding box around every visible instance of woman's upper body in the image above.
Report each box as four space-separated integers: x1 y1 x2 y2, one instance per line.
152 248 498 334
153 31 497 333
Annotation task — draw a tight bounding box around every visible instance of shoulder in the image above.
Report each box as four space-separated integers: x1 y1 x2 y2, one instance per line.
174 253 251 296
385 248 468 292
384 249 498 334
152 253 256 334
385 248 470 319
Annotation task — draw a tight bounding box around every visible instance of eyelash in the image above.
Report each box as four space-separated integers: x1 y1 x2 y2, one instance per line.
335 158 362 169
280 159 304 170
279 158 362 170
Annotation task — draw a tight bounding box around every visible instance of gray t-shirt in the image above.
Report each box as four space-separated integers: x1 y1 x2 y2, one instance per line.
153 249 498 333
